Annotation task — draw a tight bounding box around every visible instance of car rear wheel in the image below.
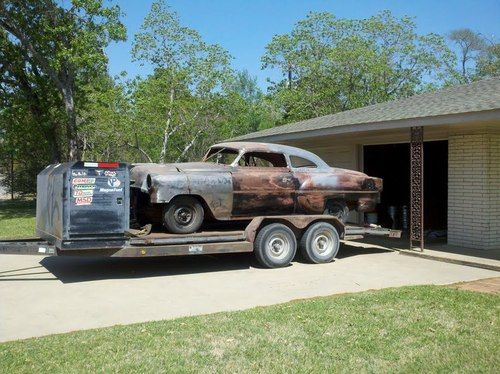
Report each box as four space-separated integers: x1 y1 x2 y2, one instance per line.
163 196 204 234
254 223 297 268
324 200 349 223
300 222 340 264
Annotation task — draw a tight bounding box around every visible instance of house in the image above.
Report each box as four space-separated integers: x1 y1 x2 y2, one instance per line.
233 78 500 250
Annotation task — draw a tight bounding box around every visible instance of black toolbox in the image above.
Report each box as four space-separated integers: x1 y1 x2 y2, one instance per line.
36 161 129 250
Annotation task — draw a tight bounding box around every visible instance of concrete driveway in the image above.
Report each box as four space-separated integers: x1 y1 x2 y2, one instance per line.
0 241 497 342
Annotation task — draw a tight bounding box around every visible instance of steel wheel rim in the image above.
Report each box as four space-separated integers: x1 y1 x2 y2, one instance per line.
174 206 193 225
312 230 335 256
267 233 291 260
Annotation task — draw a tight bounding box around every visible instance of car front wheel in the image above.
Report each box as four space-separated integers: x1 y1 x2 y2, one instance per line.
163 196 204 234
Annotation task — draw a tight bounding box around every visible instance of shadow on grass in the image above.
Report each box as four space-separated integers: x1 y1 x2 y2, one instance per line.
0 199 36 219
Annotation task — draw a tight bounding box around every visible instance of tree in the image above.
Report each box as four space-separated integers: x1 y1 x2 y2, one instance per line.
0 28 64 163
77 73 133 162
218 70 279 139
449 28 486 82
0 0 126 160
262 11 455 123
131 0 233 163
476 43 500 79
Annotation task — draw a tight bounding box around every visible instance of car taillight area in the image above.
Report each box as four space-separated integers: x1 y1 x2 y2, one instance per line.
363 177 383 191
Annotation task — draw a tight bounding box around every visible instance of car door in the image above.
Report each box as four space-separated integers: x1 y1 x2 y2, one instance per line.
289 154 328 214
231 151 295 217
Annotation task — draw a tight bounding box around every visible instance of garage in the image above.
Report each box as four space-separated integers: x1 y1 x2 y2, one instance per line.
363 140 448 234
234 78 500 250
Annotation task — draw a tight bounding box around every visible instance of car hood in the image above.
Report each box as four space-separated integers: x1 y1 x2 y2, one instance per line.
130 162 232 189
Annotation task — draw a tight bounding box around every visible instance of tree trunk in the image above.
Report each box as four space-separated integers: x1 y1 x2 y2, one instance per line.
287 64 293 89
61 83 79 161
176 129 203 162
461 55 467 81
159 87 175 163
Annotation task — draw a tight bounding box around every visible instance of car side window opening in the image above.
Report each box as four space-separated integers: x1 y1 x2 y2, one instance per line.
289 155 318 168
203 148 239 165
238 152 288 168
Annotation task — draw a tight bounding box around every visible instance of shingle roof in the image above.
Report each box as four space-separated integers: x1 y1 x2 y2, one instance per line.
233 77 500 141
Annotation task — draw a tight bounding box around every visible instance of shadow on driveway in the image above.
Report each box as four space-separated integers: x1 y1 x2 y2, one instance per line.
0 241 393 284
39 252 253 283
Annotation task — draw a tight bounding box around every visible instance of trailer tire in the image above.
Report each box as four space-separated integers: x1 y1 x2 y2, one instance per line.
254 223 297 268
163 196 204 234
300 222 340 264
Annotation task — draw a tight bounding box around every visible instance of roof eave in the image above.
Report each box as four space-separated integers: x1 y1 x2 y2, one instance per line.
237 108 500 142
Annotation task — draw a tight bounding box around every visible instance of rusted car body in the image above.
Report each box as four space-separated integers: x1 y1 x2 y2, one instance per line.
130 142 382 230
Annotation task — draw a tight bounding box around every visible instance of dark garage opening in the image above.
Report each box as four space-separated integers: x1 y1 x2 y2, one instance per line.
363 140 448 234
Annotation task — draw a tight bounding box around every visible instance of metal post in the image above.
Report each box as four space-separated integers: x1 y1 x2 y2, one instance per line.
10 152 14 200
410 126 424 251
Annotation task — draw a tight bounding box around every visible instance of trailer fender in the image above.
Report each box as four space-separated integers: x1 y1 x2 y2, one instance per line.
244 215 345 243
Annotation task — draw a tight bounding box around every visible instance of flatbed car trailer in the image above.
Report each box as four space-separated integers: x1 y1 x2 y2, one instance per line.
0 161 401 268
0 218 401 268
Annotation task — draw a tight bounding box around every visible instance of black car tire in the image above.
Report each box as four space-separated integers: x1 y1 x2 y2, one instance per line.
163 196 204 234
324 200 350 223
300 222 340 264
254 223 297 268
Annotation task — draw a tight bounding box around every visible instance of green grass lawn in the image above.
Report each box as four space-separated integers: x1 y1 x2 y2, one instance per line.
1 285 498 373
0 199 36 239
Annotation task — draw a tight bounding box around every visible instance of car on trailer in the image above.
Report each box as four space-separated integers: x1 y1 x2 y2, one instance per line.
130 142 382 234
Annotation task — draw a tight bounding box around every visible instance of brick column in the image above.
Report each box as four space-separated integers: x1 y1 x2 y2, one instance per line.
448 133 500 250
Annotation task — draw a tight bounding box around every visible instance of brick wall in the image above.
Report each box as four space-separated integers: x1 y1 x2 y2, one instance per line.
448 133 500 249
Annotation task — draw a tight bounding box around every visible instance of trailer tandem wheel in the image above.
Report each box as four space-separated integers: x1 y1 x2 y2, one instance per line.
299 222 340 264
254 223 297 268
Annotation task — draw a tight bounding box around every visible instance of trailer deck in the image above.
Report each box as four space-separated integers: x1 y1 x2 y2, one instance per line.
0 223 401 258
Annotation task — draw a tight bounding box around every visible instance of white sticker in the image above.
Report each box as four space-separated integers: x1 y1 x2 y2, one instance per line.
72 178 95 185
38 247 47 253
188 245 203 254
75 197 93 206
74 184 95 190
99 187 123 193
84 162 98 167
72 170 87 177
73 190 94 197
107 178 121 188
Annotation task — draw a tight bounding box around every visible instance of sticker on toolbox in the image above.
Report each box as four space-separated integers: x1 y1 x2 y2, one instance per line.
72 170 87 177
107 178 121 188
75 196 93 206
73 189 94 197
72 177 95 185
99 187 123 193
73 184 96 190
104 170 117 177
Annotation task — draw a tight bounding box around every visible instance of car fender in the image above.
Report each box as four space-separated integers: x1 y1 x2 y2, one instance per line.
184 171 233 219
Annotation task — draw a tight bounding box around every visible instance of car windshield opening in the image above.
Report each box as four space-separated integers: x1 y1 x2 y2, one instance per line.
203 148 239 165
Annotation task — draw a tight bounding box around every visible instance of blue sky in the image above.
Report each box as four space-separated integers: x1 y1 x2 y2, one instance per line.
106 0 500 90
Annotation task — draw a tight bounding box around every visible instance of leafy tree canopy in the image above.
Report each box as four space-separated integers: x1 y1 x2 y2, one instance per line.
262 11 455 123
